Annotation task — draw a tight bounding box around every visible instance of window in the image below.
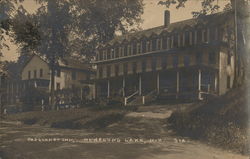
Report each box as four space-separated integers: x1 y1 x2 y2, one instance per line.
115 64 119 76
196 52 202 64
202 29 208 43
173 55 178 68
28 71 31 79
86 74 90 80
137 43 141 54
162 36 168 49
132 43 137 55
99 68 103 78
151 58 157 71
197 29 202 44
152 39 156 51
119 47 123 57
107 50 111 59
56 69 61 77
107 65 111 77
127 45 131 55
104 50 107 60
157 39 161 50
184 31 190 46
184 55 190 66
40 69 43 77
100 51 103 60
111 49 114 58
115 48 119 58
123 63 128 75
209 51 216 64
227 53 231 65
56 82 60 90
227 76 231 89
173 34 179 48
161 57 167 69
146 41 151 52
142 61 146 72
141 40 146 53
124 45 128 56
132 62 137 74
72 71 76 80
34 70 37 79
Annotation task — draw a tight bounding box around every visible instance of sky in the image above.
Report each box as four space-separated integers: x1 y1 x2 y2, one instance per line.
1 0 230 61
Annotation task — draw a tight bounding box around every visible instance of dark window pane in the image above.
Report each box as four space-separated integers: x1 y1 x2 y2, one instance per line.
142 61 146 72
196 52 202 64
184 55 190 66
132 62 137 74
107 66 111 77
161 57 167 69
173 55 178 68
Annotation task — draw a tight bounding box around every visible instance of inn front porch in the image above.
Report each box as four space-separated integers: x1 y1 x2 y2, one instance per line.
96 67 218 105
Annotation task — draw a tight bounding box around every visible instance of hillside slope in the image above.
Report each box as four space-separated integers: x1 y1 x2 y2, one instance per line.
168 85 249 154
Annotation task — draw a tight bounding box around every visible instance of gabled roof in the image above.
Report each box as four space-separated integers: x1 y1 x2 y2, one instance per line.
103 11 232 47
22 53 95 73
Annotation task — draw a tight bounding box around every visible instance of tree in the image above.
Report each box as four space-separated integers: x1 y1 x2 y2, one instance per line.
9 0 144 109
158 0 250 87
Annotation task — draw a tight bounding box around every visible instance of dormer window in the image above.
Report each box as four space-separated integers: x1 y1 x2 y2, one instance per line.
197 29 202 44
162 36 168 49
152 39 156 51
173 34 179 48
142 40 146 53
103 50 107 60
157 39 162 50
111 49 114 59
124 45 128 56
115 47 119 58
132 43 137 55
127 45 131 55
146 41 151 52
107 49 111 59
137 43 141 54
202 29 208 43
119 47 123 57
184 31 190 46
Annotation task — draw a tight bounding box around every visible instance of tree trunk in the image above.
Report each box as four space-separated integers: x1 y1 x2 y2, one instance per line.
50 59 55 110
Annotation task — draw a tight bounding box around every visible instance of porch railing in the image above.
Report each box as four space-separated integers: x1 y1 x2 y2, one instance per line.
124 90 138 106
142 89 157 105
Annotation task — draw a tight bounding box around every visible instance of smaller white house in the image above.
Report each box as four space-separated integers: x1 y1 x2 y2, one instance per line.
21 54 96 101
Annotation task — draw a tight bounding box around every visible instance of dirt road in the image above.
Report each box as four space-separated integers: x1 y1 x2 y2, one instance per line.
0 105 248 159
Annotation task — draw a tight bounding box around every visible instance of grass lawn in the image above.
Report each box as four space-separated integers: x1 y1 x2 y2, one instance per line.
3 105 137 130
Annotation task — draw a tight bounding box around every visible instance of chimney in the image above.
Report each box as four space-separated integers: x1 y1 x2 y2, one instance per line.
164 10 170 27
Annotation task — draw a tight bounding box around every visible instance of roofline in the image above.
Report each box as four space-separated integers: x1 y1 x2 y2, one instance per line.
99 10 233 49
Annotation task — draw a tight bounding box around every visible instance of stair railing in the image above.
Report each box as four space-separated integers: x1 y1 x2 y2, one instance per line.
142 89 157 105
124 90 139 106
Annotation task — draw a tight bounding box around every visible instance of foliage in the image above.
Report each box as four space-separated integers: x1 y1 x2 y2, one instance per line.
5 107 130 130
168 86 249 153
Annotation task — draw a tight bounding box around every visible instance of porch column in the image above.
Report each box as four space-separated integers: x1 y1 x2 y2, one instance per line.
122 77 125 97
157 72 160 94
176 71 179 99
215 73 218 93
198 69 201 99
107 80 110 98
139 75 142 96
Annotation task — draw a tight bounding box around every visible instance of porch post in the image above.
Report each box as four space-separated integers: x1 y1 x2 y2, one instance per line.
122 77 125 97
198 69 201 99
107 80 110 98
215 73 218 93
157 72 160 94
176 71 179 99
139 75 142 96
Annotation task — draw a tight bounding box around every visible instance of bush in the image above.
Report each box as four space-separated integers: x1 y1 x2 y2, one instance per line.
168 86 249 154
